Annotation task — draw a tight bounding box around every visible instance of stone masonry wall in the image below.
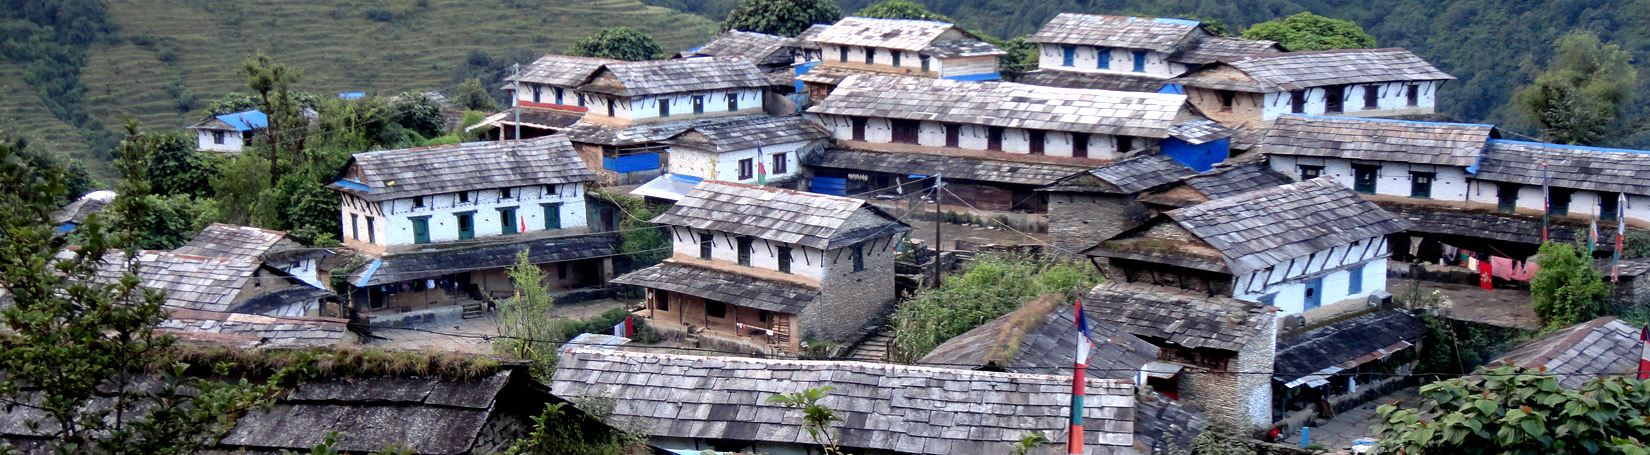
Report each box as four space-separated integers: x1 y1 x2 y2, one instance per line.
1047 192 1151 255
1177 313 1277 428
804 236 901 343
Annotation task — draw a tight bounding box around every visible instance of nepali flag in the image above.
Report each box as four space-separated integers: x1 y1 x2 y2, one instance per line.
1069 300 1091 455
1639 323 1649 380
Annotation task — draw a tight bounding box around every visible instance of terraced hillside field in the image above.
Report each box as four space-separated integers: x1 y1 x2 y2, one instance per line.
8 0 719 177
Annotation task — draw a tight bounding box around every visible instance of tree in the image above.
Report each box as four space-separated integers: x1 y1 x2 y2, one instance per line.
566 27 664 62
1372 363 1650 454
854 0 951 22
2 132 95 205
1515 31 1638 146
719 0 841 37
0 126 273 455
145 130 212 199
1530 241 1613 329
389 91 446 141
767 387 845 454
494 250 560 378
1241 12 1376 52
453 78 499 112
239 53 306 187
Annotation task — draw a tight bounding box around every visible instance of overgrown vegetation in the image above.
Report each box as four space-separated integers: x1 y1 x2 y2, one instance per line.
0 0 122 158
567 27 666 61
1373 363 1650 453
890 252 1102 361
496 250 565 378
1240 12 1376 51
504 400 649 455
719 0 843 36
592 190 671 274
1395 281 1531 376
1515 31 1639 146
1531 241 1613 329
767 387 846 455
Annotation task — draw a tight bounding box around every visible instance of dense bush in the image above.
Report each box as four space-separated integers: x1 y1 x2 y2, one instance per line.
890 252 1101 361
551 307 662 344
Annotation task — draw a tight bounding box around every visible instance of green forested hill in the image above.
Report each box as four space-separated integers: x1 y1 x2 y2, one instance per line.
2 0 717 178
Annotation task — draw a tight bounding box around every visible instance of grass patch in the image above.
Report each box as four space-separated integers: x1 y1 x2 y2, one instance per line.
890 252 1102 362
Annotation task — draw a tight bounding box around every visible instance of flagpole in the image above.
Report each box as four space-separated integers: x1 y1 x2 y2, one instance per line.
1069 299 1088 455
1542 161 1551 243
1618 194 1628 282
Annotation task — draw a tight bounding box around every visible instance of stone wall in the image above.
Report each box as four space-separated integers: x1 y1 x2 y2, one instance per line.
469 410 533 455
1047 192 1151 256
1179 312 1277 428
805 236 901 343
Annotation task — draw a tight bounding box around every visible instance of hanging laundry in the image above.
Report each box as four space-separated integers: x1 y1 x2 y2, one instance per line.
1479 261 1493 290
1466 255 1479 270
1490 256 1517 281
1510 261 1540 281
427 279 436 289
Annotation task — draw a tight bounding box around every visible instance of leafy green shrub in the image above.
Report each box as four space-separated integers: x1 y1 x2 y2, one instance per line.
890 252 1102 361
1531 241 1613 328
549 307 661 344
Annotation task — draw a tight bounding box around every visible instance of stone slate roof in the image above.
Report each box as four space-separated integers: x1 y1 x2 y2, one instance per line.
810 17 979 54
1132 392 1207 454
663 115 831 152
1274 310 1426 386
551 348 1139 455
1261 115 1496 167
1162 178 1410 275
1018 70 1171 92
810 74 1187 138
686 30 794 67
227 285 335 317
1166 118 1236 145
1179 161 1294 201
1081 282 1270 352
509 54 620 87
1378 201 1614 248
1495 317 1640 389
93 251 260 312
1028 14 1199 53
174 223 289 262
923 39 1008 58
610 261 818 314
353 232 619 286
810 148 1090 186
51 190 116 225
1173 48 1454 92
579 58 772 97
1474 140 1650 196
218 370 523 454
1170 37 1280 65
1087 154 1197 194
796 64 902 86
564 115 764 146
651 180 909 249
920 295 1159 378
465 107 586 133
335 136 595 202
159 309 352 348
791 24 829 48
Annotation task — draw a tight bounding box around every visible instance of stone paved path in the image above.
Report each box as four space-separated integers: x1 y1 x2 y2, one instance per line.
1279 387 1421 453
367 298 626 354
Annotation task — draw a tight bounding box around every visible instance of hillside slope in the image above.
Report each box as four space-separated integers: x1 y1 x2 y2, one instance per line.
4 0 718 177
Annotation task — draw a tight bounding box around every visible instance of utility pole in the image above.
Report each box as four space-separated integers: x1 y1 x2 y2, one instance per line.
933 173 942 289
511 62 521 141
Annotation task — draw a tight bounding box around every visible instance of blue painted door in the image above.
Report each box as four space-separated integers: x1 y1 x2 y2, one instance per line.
1304 277 1324 310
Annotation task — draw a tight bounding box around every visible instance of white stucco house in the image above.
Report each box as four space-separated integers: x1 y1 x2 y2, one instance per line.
631 116 833 202
187 110 267 153
797 16 1006 100
1020 13 1280 92
1171 48 1454 134
1261 114 1499 202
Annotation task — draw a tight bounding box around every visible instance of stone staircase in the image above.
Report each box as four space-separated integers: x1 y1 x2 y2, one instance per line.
461 302 486 319
843 326 895 361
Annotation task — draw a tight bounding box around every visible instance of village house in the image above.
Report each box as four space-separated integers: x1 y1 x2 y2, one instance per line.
611 181 909 354
158 309 357 348
553 347 1141 455
470 54 619 140
176 223 331 291
187 109 266 153
1261 115 1497 204
680 30 813 75
50 189 116 234
1271 309 1426 433
1171 48 1454 143
1469 140 1650 227
1041 153 1293 255
1021 13 1279 92
921 294 1161 379
86 249 334 317
790 24 830 64
326 136 618 325
631 115 833 202
1493 316 1641 389
805 74 1232 213
797 16 1006 100
560 57 781 184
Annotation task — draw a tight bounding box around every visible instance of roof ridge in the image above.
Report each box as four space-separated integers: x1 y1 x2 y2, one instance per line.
561 345 1137 386
1280 113 1496 129
1489 138 1650 156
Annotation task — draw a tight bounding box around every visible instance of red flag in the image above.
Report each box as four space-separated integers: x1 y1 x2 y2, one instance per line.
1479 260 1493 290
624 315 635 337
1639 324 1649 380
520 215 527 233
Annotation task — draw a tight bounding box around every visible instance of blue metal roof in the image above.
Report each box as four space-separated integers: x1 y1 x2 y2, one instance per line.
215 110 268 132
1487 139 1650 155
354 259 382 287
338 92 366 99
332 179 370 191
1124 17 1201 27
943 72 1002 81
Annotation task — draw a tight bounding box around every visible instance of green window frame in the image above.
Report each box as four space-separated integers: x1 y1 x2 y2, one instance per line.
499 207 518 235
1353 164 1379 194
456 211 476 240
411 216 431 244
542 203 561 230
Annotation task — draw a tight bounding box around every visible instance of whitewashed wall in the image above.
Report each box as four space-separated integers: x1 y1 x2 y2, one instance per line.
275 258 325 290
340 194 386 251
1232 235 1390 315
514 83 579 106
338 184 588 248
196 129 244 153
1260 80 1440 121
668 226 828 282
1464 181 1650 224
1037 44 1173 76
610 89 764 122
817 44 995 77
812 114 1137 159
668 140 814 183
1269 156 1472 201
